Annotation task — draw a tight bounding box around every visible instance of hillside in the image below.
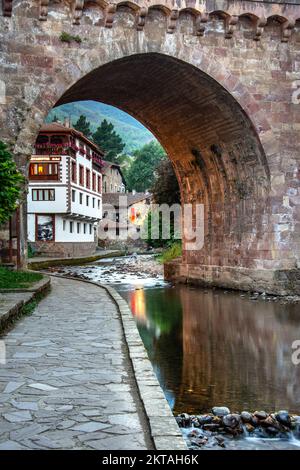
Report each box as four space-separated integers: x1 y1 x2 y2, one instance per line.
46 101 154 154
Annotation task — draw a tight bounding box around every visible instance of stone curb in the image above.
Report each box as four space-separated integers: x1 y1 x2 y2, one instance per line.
0 276 51 334
28 251 126 270
48 274 187 451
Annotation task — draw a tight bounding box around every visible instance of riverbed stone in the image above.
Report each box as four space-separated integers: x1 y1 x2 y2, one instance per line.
212 406 230 417
254 411 268 420
241 411 252 423
223 414 241 429
275 411 291 427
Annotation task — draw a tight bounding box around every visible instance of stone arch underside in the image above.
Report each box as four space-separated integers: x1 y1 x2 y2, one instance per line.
56 53 272 284
1 0 299 294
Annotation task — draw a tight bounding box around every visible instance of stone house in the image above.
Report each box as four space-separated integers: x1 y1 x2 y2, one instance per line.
101 161 126 193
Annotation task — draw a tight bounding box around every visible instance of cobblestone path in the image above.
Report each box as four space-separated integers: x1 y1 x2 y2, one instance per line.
0 277 153 450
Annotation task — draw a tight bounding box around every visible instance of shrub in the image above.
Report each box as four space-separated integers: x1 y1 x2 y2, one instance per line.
0 141 25 226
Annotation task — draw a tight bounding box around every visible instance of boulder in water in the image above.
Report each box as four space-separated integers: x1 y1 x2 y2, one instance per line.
212 406 230 417
241 411 252 423
275 410 291 427
222 413 241 429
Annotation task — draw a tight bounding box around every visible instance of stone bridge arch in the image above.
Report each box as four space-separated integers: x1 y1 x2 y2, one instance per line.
0 0 299 294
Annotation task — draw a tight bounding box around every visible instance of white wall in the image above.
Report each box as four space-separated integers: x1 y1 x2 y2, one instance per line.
27 186 68 214
28 213 35 242
55 216 96 243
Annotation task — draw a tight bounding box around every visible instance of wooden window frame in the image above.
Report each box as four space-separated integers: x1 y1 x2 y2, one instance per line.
71 161 77 183
79 164 84 186
86 168 91 189
29 162 59 181
32 189 55 201
92 172 96 192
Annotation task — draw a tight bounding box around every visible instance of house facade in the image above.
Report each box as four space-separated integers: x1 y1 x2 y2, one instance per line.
99 191 152 249
102 161 126 193
27 122 103 258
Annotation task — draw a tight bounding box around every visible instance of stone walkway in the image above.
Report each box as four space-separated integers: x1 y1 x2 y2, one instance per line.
0 277 153 450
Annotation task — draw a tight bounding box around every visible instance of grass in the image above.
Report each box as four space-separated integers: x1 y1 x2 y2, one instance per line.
60 32 82 44
0 267 43 289
157 241 182 264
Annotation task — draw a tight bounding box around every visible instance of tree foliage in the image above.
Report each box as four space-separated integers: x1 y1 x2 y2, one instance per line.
125 141 165 192
92 119 125 162
0 141 25 226
73 114 92 137
151 158 180 205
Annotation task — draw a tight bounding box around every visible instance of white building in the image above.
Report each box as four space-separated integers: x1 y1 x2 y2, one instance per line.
27 122 103 258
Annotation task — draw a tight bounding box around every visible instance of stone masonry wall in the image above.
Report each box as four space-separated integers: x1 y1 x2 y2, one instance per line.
0 1 300 292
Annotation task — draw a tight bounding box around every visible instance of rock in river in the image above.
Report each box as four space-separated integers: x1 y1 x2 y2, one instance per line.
223 414 241 429
275 410 291 427
241 411 252 423
212 406 230 417
254 410 268 420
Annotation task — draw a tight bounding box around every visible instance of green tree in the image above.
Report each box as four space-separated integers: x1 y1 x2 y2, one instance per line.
0 141 25 226
92 119 125 162
73 114 92 137
126 141 165 192
151 158 180 205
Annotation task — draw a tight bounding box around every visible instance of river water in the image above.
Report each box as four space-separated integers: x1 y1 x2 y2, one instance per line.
57 255 300 418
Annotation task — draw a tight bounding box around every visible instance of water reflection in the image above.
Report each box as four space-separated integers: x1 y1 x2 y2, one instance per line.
122 285 300 415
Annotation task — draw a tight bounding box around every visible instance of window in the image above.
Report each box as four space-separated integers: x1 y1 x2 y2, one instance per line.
92 198 95 208
89 224 92 234
104 181 107 193
29 163 58 180
63 220 66 231
36 215 54 241
86 195 89 206
71 161 76 183
79 165 84 186
77 222 80 234
72 190 76 202
98 199 100 209
83 223 86 234
32 189 55 201
79 193 83 204
98 175 102 194
70 221 73 233
92 172 96 191
86 169 90 189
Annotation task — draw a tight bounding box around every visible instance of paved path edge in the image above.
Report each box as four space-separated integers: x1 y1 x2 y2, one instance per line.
48 274 187 451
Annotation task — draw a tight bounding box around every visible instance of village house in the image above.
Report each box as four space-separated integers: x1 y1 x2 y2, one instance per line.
101 161 126 193
27 122 103 258
99 191 152 248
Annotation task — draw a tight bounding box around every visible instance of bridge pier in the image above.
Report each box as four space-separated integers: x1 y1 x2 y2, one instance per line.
164 262 300 296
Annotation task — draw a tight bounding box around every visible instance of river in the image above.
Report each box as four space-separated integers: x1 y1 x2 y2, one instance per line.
52 255 300 449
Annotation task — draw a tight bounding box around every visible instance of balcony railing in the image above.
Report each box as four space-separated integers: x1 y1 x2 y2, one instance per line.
33 143 104 168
